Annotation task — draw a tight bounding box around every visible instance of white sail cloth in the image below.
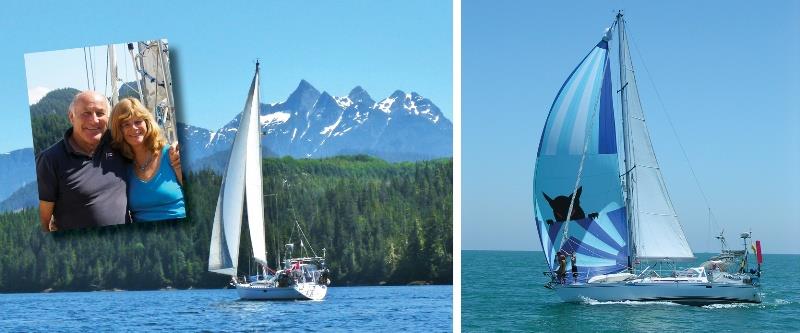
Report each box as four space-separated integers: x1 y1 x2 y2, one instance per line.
209 65 267 275
617 18 693 261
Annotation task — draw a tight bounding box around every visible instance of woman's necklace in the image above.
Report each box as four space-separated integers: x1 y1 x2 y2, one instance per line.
137 151 154 172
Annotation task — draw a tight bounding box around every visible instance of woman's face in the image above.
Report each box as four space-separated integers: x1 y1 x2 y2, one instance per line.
121 116 147 148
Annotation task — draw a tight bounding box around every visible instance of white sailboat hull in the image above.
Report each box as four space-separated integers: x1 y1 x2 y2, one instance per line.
235 282 328 301
554 282 761 305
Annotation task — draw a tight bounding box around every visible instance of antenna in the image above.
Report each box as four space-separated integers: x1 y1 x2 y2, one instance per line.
715 229 727 251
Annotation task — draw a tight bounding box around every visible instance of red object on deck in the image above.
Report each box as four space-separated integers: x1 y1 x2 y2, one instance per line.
755 240 763 264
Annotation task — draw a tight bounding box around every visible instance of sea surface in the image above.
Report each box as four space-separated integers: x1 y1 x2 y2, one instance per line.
0 285 452 332
462 250 800 332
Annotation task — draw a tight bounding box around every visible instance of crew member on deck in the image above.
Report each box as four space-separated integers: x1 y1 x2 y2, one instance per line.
556 253 567 284
571 253 578 283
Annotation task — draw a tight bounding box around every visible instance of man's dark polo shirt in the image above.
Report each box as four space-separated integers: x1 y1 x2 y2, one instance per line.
36 129 130 230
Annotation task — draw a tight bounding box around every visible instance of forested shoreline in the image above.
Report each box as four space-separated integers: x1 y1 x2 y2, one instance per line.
0 156 452 292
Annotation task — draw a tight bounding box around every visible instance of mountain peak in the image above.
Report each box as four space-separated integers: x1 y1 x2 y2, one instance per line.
390 90 406 99
348 85 366 96
348 86 374 105
318 91 334 101
298 79 314 90
284 80 321 110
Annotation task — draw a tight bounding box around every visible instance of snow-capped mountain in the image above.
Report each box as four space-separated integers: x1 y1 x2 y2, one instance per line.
179 80 452 171
0 148 36 203
0 148 37 212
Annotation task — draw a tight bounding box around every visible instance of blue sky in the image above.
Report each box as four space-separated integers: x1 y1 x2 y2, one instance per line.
463 1 800 254
0 0 452 153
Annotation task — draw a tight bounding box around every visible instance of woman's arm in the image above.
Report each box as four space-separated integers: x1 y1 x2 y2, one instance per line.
168 143 183 186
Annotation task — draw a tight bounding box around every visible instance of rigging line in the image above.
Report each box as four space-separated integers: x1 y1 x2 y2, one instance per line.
104 46 109 97
83 48 91 90
89 46 96 91
560 55 606 252
121 82 139 94
296 218 318 258
123 48 129 89
285 183 319 258
625 21 721 233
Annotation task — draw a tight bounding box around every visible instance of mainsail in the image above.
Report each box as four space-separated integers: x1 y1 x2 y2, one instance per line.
616 14 693 261
209 64 268 276
533 33 629 281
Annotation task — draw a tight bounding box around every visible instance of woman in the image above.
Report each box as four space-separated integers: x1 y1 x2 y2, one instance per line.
110 97 185 222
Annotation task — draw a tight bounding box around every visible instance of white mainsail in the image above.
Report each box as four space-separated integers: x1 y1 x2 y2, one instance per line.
209 64 267 275
244 65 267 266
617 15 694 261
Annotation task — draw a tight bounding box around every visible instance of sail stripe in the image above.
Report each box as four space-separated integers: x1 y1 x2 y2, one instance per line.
553 52 600 154
537 48 595 157
568 49 606 154
606 206 628 244
575 218 624 252
543 47 604 155
571 226 620 255
547 49 602 155
598 56 617 154
562 237 618 261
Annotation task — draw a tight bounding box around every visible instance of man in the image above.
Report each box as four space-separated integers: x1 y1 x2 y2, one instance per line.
556 253 567 284
36 91 129 231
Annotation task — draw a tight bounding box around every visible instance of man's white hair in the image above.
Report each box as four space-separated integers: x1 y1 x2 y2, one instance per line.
68 91 111 115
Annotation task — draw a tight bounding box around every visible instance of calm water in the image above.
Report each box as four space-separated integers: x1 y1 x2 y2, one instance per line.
0 285 451 332
463 250 800 332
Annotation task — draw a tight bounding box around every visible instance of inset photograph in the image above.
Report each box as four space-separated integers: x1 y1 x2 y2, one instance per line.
24 39 184 231
463 2 797 331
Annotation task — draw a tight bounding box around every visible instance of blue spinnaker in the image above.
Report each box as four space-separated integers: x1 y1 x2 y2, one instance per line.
533 39 629 282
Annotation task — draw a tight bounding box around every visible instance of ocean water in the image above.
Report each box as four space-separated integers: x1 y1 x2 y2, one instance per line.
0 285 452 332
463 251 800 332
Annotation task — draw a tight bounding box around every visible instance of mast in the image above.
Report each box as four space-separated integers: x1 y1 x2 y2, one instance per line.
127 43 144 101
616 11 637 271
614 12 694 262
108 44 119 106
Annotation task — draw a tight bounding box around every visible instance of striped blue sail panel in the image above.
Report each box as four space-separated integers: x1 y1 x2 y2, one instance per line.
533 40 629 282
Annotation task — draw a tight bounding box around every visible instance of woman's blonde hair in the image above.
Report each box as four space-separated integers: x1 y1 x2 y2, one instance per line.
110 97 166 160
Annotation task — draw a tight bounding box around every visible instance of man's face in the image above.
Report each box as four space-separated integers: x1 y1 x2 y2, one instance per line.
68 93 109 148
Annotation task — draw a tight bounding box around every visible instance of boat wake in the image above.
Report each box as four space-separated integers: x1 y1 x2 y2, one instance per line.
702 297 790 309
579 296 680 306
702 303 762 309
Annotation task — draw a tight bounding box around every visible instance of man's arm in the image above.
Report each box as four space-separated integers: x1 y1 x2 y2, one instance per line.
39 200 56 232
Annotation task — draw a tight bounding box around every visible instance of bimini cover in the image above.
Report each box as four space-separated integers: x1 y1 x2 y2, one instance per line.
533 38 629 282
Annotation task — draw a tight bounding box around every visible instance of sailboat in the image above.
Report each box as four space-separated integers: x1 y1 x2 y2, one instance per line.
533 12 762 305
208 62 331 301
